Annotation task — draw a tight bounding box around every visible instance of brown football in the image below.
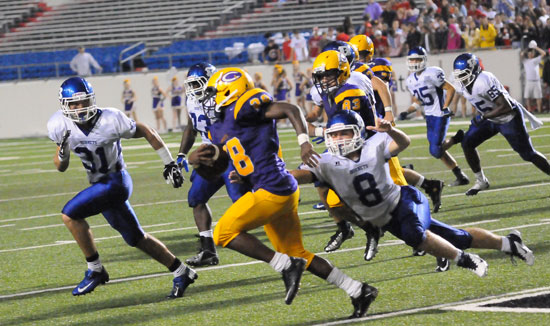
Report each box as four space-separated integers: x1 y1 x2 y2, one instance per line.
192 144 229 181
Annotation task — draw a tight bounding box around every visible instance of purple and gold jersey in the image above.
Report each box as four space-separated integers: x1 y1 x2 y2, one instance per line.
351 61 374 78
320 83 376 131
209 88 297 196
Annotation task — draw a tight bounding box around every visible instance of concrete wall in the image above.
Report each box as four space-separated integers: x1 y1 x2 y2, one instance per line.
0 49 521 139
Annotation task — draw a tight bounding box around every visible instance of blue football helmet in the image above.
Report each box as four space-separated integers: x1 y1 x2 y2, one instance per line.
453 53 481 88
322 41 356 67
185 62 217 101
325 110 366 156
368 57 393 83
406 46 428 72
59 77 97 123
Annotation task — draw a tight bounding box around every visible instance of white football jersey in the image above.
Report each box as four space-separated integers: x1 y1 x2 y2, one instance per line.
47 108 136 184
303 133 401 227
186 97 211 144
456 71 518 124
406 66 447 117
310 71 375 108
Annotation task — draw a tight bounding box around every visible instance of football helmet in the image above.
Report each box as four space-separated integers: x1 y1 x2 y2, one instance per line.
203 67 254 121
59 77 98 123
407 46 428 72
312 50 350 96
453 53 481 88
368 58 393 83
349 35 374 61
325 110 366 156
185 62 217 101
322 41 356 66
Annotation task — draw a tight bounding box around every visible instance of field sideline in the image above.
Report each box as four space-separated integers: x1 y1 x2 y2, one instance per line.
1 118 550 325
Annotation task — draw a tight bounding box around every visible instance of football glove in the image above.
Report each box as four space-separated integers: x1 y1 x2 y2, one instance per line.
398 111 409 121
472 115 486 127
163 161 184 188
311 136 325 144
58 130 71 161
176 153 189 172
441 107 454 118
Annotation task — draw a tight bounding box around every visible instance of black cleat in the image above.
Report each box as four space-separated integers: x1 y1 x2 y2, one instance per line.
505 230 534 265
450 174 470 187
185 250 219 267
364 226 381 261
325 223 355 252
424 179 444 213
167 266 198 299
282 257 306 305
452 129 465 144
435 257 450 272
457 252 488 277
350 283 378 319
412 248 426 256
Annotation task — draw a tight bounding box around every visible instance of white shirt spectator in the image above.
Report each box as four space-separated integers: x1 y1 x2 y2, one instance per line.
290 33 308 61
70 47 102 76
523 56 542 82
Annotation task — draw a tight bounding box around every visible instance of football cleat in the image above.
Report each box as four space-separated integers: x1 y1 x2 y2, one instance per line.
452 129 465 144
506 230 535 266
424 179 444 213
185 250 219 267
450 174 470 187
465 178 490 196
457 252 488 277
72 267 109 296
282 257 306 305
412 248 426 256
435 257 450 272
325 223 355 252
312 202 326 210
349 283 378 319
364 227 381 261
167 266 198 299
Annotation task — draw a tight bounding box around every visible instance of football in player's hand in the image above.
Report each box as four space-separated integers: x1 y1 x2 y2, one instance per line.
191 144 229 181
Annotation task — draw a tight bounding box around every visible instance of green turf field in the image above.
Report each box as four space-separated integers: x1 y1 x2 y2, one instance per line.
1 119 549 325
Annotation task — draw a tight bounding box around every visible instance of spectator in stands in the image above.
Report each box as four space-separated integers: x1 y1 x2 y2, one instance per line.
373 30 389 57
343 16 353 36
282 33 292 61
336 26 350 42
542 18 550 50
364 0 383 22
463 19 480 49
447 14 463 50
253 72 268 90
522 41 546 113
263 37 282 63
405 22 422 52
542 52 550 112
479 15 497 48
327 27 336 41
388 20 405 57
290 30 309 62
419 24 436 53
308 26 322 59
318 31 331 51
508 21 523 48
70 46 102 77
381 1 397 28
151 76 168 133
434 19 449 53
497 0 516 19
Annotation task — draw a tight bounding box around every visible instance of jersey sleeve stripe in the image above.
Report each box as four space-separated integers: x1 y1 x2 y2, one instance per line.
335 88 366 104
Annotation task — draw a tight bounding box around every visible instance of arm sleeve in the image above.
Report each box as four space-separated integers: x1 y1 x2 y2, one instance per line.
112 109 137 139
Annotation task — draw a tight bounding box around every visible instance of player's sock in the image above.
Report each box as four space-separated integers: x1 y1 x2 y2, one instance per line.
199 230 213 238
452 166 465 180
337 220 349 232
501 236 511 252
474 170 486 182
453 250 463 263
416 175 425 188
170 258 193 278
269 252 291 273
327 267 363 298
86 252 103 272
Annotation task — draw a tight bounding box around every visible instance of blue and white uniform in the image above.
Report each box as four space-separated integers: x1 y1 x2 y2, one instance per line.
47 108 145 246
303 132 472 249
185 97 247 207
406 66 450 159
458 71 538 160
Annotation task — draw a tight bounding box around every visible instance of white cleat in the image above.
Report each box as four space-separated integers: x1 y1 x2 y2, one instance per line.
465 178 490 196
506 230 535 266
457 252 488 277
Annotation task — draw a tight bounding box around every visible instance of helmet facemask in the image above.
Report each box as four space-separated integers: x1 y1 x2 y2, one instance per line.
60 92 97 123
313 69 341 97
325 123 364 156
406 55 427 72
453 67 477 88
184 75 209 101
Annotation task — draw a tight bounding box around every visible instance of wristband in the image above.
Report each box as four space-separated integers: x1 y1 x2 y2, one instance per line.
411 102 420 110
314 126 324 137
297 133 309 146
384 106 393 112
177 152 186 158
156 146 174 165
211 144 220 161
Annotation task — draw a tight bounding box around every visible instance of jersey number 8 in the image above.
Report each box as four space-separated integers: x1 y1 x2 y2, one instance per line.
226 137 254 176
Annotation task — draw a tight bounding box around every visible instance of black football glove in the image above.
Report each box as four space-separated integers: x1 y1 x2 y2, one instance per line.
58 130 71 161
163 161 184 188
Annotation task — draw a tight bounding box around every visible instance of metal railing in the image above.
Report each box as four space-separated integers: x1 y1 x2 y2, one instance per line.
119 41 147 72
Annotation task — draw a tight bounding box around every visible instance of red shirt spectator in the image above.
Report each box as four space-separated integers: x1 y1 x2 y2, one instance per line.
372 30 389 56
336 26 350 42
282 33 292 61
308 27 322 58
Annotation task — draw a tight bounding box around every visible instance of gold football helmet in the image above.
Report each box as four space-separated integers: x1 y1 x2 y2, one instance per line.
312 50 350 95
349 35 374 62
203 67 254 120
